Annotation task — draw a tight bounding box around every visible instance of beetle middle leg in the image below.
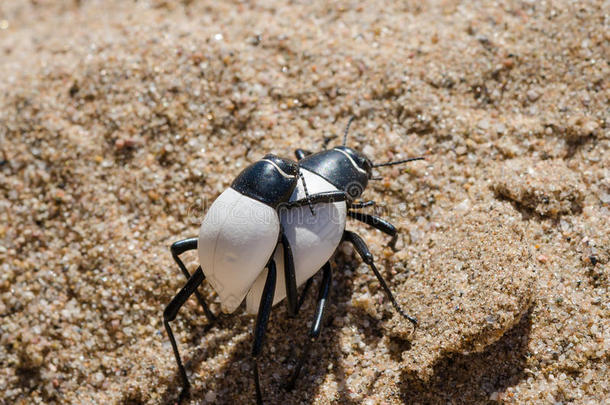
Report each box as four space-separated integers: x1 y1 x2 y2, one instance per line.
347 211 399 250
343 230 417 328
252 260 277 405
286 261 332 391
347 200 375 209
279 191 346 317
296 277 314 312
280 227 299 317
163 266 206 401
280 230 314 317
281 190 348 210
171 238 217 323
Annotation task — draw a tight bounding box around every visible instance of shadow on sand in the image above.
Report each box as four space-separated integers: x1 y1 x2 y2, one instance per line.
156 253 377 405
153 252 532 405
399 309 533 404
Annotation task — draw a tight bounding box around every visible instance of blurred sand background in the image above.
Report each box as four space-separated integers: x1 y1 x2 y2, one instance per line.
0 1 608 404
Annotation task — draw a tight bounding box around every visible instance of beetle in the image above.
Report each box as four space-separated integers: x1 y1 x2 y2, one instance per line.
245 117 424 392
163 119 424 404
163 153 346 403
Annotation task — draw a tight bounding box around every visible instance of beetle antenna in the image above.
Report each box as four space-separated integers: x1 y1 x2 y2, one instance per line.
342 116 356 146
372 156 425 168
298 170 315 215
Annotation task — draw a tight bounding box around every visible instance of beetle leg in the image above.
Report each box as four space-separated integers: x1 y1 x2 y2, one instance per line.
347 200 376 209
280 227 299 317
343 230 418 329
286 261 332 391
297 170 316 216
295 149 312 160
252 260 277 405
171 238 217 323
296 277 314 313
163 267 206 401
280 225 313 317
281 190 348 210
346 211 399 250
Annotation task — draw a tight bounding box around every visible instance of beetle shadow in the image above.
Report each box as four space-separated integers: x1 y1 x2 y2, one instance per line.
156 313 250 405
159 250 394 404
398 308 533 404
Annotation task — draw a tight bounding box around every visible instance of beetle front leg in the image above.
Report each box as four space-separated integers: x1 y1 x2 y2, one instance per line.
343 230 417 329
346 211 399 250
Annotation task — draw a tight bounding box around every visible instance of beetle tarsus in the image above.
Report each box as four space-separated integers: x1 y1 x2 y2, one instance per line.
254 361 263 405
178 382 190 403
389 234 399 251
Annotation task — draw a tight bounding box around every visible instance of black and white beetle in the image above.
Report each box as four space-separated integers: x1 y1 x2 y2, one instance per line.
163 153 345 402
163 119 424 404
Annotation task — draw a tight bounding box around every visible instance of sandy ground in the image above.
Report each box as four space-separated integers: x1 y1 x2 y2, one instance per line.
0 1 608 404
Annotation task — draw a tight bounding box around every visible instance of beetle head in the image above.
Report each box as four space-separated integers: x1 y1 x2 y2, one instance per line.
340 117 425 187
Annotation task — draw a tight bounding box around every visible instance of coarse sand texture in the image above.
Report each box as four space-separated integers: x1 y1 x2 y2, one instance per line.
0 1 608 404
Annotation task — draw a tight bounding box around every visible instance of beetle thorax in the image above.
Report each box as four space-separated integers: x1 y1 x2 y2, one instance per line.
298 147 371 198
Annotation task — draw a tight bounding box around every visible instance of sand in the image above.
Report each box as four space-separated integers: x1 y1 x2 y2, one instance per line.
0 1 608 404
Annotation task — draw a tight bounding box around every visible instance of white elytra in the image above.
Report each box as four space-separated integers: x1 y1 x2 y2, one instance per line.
197 188 280 313
245 168 347 314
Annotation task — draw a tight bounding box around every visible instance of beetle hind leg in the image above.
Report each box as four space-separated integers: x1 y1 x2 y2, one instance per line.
163 267 206 401
171 238 217 323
